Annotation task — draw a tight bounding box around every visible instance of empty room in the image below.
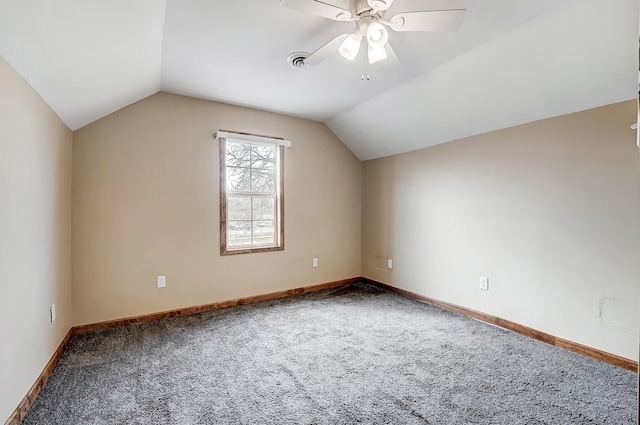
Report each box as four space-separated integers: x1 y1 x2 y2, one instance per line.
1 0 639 424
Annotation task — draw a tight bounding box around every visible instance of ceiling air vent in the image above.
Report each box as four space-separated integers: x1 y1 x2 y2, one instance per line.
287 52 311 68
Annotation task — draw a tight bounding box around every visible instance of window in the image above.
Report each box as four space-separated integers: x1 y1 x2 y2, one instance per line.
218 131 287 255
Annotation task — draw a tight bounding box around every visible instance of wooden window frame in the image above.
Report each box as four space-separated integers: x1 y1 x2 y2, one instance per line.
219 136 285 255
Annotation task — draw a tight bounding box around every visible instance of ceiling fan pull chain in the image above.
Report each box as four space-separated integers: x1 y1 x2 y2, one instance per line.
360 43 371 81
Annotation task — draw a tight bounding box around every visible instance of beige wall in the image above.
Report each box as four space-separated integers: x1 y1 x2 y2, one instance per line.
3 71 635 421
362 100 640 360
72 92 361 325
0 56 72 422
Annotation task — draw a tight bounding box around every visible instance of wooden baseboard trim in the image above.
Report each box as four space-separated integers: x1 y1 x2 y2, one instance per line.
4 329 73 425
362 278 638 373
5 277 358 425
72 277 359 336
7 276 634 425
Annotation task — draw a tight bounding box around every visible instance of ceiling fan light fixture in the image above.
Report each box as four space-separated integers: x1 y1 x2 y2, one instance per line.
339 33 362 60
366 22 388 49
368 44 387 64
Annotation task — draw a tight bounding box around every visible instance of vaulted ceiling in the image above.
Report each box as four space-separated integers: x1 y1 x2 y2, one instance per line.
0 0 636 160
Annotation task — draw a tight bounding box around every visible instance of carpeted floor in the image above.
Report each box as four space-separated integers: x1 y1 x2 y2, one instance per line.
22 282 637 424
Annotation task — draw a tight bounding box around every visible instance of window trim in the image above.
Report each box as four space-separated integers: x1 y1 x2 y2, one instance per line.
219 135 285 256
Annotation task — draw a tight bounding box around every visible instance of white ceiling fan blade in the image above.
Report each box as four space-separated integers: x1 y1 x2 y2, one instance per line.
304 34 349 65
280 0 353 21
389 9 467 32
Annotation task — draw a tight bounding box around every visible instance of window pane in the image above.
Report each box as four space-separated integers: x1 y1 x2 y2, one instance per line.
220 139 283 255
228 197 251 220
228 221 252 247
252 220 274 245
251 145 275 170
226 142 251 167
251 169 275 192
227 167 250 192
252 197 274 221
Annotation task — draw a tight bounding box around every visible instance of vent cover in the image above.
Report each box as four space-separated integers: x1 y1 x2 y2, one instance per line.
287 52 311 68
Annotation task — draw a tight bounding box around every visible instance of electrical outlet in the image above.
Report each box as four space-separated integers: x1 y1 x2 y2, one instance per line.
387 259 393 269
479 277 489 291
50 304 56 323
157 275 166 288
312 258 318 268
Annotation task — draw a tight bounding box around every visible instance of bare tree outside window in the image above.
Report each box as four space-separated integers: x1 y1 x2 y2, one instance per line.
220 137 284 255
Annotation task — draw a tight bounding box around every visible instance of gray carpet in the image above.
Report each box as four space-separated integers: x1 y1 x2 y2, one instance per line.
22 282 637 424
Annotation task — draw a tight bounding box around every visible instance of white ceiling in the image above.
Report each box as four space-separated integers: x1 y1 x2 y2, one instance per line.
0 0 637 160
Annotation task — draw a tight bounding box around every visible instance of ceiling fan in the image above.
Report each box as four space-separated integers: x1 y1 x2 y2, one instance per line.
281 0 467 66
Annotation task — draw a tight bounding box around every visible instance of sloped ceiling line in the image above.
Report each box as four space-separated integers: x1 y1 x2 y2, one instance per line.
0 0 636 160
327 0 638 160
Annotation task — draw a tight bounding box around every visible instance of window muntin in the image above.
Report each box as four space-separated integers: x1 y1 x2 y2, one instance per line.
220 137 284 255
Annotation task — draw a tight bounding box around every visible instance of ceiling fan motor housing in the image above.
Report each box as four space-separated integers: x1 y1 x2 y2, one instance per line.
354 0 389 15
367 0 393 11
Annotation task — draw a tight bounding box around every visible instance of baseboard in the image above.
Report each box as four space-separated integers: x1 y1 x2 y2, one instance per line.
4 329 73 425
7 276 634 425
5 277 358 425
72 277 359 335
362 277 638 373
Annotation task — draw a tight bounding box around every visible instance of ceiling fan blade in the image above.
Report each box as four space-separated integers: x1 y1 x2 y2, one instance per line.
389 9 467 32
280 0 353 21
304 34 349 65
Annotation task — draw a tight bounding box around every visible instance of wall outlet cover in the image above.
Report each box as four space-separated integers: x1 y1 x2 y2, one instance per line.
157 275 167 288
479 277 489 291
